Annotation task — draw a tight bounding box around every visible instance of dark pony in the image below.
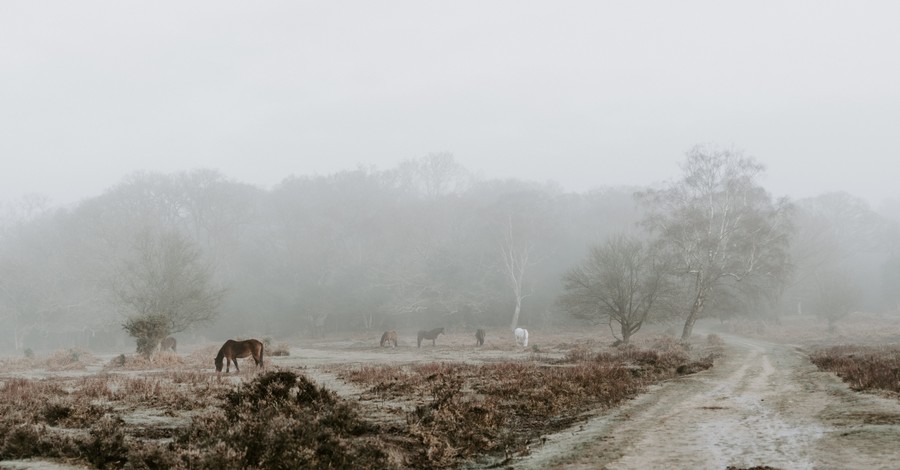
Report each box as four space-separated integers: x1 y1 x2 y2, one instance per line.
215 339 264 373
417 327 444 348
160 336 177 353
380 330 398 348
475 329 485 346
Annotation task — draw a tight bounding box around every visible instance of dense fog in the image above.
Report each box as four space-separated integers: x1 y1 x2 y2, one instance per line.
3 2 900 354
1 152 898 353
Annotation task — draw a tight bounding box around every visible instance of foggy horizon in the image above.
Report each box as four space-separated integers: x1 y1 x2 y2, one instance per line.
0 153 894 211
3 1 900 208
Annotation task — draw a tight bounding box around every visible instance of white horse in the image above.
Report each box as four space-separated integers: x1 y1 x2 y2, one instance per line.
514 327 529 347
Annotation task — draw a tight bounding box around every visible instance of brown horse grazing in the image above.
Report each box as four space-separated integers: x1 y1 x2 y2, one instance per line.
215 339 264 373
380 330 398 348
417 327 444 348
475 329 485 346
160 336 177 353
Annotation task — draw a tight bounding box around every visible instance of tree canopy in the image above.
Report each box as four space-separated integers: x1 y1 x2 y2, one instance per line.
113 230 225 355
637 145 794 340
559 234 673 344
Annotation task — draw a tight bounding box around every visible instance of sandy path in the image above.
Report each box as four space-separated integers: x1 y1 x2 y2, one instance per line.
517 334 900 470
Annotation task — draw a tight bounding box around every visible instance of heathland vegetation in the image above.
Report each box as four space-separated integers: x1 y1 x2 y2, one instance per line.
0 333 720 468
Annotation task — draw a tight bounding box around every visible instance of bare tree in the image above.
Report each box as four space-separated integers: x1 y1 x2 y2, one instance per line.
638 145 793 341
113 230 226 355
499 216 535 331
559 234 672 344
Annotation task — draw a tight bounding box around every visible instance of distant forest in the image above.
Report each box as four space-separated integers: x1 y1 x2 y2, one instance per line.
2 153 899 352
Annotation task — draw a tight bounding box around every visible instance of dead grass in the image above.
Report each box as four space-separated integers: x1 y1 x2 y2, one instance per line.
810 345 900 395
0 368 395 469
0 333 721 468
269 343 291 356
329 337 718 467
0 348 94 372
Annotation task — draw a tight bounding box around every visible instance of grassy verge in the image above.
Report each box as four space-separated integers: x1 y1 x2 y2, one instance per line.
809 345 900 395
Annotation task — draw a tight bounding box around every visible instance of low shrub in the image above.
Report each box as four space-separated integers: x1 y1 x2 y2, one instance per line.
269 343 291 356
177 370 392 469
0 369 398 469
39 348 93 370
810 345 900 394
0 423 79 461
337 343 714 467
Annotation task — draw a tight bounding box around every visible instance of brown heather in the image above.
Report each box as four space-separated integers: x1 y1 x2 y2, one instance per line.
810 345 900 394
332 341 719 467
0 337 720 468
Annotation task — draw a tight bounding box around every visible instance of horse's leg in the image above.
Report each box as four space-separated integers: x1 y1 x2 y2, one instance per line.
233 358 240 372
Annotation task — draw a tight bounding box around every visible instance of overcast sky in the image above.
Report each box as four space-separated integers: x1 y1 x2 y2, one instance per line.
2 1 899 208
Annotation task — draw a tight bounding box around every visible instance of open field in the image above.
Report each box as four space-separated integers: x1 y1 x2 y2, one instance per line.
711 311 900 347
0 327 718 469
4 315 900 469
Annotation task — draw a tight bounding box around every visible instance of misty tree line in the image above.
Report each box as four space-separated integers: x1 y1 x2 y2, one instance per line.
1 150 899 351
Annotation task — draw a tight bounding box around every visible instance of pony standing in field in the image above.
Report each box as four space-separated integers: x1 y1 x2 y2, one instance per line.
215 339 264 373
417 327 444 347
160 336 177 353
380 330 398 348
514 328 529 347
475 329 485 346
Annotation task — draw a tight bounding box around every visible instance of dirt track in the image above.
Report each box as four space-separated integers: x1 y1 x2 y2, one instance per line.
271 331 900 469
516 333 900 470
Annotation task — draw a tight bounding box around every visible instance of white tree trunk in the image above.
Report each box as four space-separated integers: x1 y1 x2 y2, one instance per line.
510 298 522 331
500 216 534 332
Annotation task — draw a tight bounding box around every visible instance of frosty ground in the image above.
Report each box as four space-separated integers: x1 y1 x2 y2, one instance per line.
2 315 900 469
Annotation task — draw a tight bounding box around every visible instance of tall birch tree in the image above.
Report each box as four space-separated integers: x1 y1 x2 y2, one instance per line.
638 145 793 341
